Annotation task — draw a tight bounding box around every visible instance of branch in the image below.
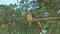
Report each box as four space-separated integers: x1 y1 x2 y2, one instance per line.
33 17 60 21
3 17 60 23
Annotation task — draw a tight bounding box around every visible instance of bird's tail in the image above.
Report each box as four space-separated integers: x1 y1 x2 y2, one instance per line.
28 22 31 27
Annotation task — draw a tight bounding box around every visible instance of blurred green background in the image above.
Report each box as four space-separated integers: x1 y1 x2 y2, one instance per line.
0 0 60 34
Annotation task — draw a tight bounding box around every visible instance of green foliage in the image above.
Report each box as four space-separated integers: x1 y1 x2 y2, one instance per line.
0 0 60 34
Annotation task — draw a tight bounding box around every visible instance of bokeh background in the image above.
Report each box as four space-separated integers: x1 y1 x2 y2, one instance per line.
0 0 60 34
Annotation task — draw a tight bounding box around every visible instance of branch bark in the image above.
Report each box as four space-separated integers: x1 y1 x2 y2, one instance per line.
33 17 60 21
3 17 60 23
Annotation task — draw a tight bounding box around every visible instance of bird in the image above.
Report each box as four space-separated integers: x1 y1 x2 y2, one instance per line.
27 12 33 26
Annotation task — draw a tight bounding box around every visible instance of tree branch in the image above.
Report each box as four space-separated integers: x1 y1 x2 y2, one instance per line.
3 17 60 23
33 17 60 21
